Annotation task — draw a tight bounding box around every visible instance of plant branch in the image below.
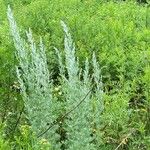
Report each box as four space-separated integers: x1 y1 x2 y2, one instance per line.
115 129 135 150
37 84 95 138
13 106 24 133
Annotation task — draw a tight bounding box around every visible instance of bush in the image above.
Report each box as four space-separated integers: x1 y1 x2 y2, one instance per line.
7 6 103 149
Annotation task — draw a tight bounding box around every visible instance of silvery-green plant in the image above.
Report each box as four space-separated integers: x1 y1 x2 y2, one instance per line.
7 5 103 149
7 6 60 149
55 21 103 150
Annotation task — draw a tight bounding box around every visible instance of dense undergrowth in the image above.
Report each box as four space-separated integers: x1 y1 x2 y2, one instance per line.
0 0 150 149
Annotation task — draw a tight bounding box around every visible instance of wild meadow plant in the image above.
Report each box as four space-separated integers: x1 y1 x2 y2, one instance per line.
55 21 103 149
7 6 103 149
7 6 60 149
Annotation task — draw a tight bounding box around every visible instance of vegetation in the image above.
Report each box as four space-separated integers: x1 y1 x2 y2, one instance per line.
0 0 150 149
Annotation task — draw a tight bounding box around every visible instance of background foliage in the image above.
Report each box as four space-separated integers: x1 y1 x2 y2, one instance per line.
0 0 150 149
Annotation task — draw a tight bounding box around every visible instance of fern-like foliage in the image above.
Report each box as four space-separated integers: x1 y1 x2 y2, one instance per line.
7 6 60 149
7 6 103 149
55 21 103 150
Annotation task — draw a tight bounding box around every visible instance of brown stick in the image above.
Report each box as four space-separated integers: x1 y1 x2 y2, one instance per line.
114 129 135 150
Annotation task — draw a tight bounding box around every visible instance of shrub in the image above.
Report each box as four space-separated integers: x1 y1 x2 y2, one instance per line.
7 6 103 149
7 6 60 149
54 21 103 149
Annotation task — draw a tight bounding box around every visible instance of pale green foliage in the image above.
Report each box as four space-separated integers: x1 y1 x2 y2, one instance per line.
55 21 103 150
7 6 60 149
7 6 103 150
61 20 78 81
